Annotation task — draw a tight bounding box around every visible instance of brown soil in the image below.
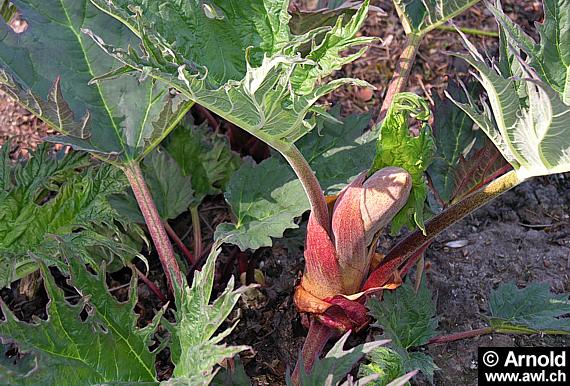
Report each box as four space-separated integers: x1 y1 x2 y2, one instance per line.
1 1 568 386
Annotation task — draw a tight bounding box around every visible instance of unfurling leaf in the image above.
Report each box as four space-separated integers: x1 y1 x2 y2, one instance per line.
0 0 192 161
371 93 435 235
451 29 570 179
0 144 143 287
489 282 570 334
88 0 374 150
0 258 162 385
393 0 481 36
332 168 411 294
165 244 248 385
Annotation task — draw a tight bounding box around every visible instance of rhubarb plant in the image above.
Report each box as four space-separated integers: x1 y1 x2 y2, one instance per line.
0 0 569 384
0 256 164 385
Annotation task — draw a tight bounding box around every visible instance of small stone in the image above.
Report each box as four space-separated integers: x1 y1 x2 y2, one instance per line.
356 87 374 102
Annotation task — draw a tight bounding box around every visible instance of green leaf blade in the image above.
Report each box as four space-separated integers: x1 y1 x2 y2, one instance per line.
215 156 309 251
367 279 438 350
489 282 570 334
452 29 570 178
87 0 373 149
0 0 192 161
168 244 248 384
394 0 481 36
489 0 570 104
0 259 160 385
0 145 142 287
164 121 241 206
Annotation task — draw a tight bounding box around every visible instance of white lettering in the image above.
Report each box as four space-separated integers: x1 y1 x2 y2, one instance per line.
537 354 549 367
554 351 566 367
504 351 519 367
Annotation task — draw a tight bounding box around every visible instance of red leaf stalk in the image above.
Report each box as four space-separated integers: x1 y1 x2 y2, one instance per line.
123 163 183 291
164 220 196 265
291 319 334 384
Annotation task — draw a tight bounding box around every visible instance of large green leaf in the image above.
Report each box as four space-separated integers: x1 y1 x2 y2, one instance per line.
488 282 570 334
489 0 570 104
370 93 435 235
0 258 162 385
87 0 374 151
215 109 376 250
214 156 308 251
0 144 142 287
451 30 570 179
393 0 481 36
164 243 248 385
0 0 192 162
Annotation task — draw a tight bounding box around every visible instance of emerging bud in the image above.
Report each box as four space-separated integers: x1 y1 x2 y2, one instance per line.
361 167 412 245
332 167 411 294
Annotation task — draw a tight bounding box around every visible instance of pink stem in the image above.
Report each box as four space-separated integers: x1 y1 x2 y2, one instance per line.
377 34 422 124
292 319 334 385
124 163 183 292
134 266 167 303
279 144 331 237
428 327 494 345
164 220 196 265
